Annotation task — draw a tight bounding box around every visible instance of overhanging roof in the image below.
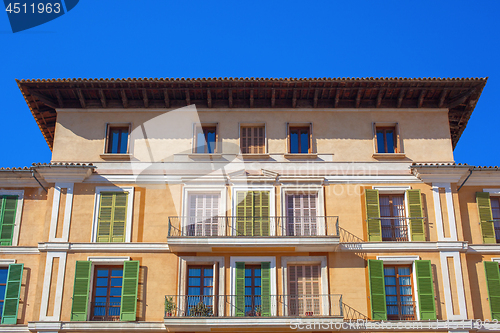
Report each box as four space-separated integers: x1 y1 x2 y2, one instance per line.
16 77 487 151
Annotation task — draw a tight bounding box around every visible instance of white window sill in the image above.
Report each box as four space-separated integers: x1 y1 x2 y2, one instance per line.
372 153 406 159
284 153 318 159
238 154 271 159
100 153 132 160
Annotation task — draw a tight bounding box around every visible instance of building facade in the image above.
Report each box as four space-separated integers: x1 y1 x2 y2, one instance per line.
0 77 498 332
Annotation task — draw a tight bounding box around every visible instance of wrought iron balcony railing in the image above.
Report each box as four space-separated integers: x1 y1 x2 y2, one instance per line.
386 299 417 321
167 216 339 237
164 294 343 318
370 217 426 242
90 301 121 321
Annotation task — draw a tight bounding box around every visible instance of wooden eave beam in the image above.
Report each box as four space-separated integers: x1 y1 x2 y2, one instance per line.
76 89 86 108
98 89 107 108
447 87 477 109
28 90 59 109
418 89 426 108
120 89 128 108
355 89 363 108
292 89 297 108
164 89 170 108
313 89 319 108
397 89 405 108
250 89 254 108
271 89 275 107
207 89 212 108
185 89 191 106
334 89 341 108
376 89 385 108
438 89 448 108
228 89 233 108
55 89 64 108
142 89 149 108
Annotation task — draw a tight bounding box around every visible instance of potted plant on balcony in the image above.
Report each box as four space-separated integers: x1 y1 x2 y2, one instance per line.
255 305 262 316
189 301 213 317
165 297 176 317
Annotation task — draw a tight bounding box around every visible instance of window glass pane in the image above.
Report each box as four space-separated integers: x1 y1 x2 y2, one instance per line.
386 130 395 153
385 286 397 295
109 288 122 296
0 268 8 283
254 278 261 286
254 268 261 277
206 130 216 154
398 267 411 276
94 296 107 304
110 130 120 154
300 131 309 153
97 269 109 277
111 269 123 276
95 287 107 297
0 285 5 299
245 287 252 295
204 268 213 277
96 277 108 287
290 131 299 153
384 267 395 276
400 286 412 296
188 277 201 286
384 276 396 285
204 278 213 287
188 287 200 295
203 287 213 296
196 132 206 153
111 278 122 287
245 268 252 277
376 131 386 153
119 131 129 153
189 268 201 277
255 287 261 295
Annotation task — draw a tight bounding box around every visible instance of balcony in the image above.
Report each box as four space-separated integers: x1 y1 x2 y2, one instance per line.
164 294 343 330
167 216 340 252
386 300 417 321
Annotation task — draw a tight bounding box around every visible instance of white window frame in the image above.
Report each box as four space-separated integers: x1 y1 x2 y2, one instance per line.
281 256 328 316
376 255 421 320
182 186 227 236
178 256 225 317
286 122 314 154
104 123 131 154
280 185 325 236
231 185 276 236
229 256 277 316
192 123 219 154
86 256 131 321
373 186 412 242
91 187 134 243
0 190 24 246
372 122 402 154
238 122 267 154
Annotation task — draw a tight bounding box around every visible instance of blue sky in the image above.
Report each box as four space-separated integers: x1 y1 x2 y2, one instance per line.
0 0 498 167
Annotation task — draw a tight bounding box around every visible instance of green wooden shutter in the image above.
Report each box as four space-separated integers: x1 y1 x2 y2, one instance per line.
368 259 387 320
484 261 500 321
236 192 249 236
407 190 425 241
120 260 139 321
415 260 436 320
70 261 92 321
477 192 496 244
1 264 23 324
97 192 128 243
261 262 271 316
365 190 382 242
0 196 18 246
235 262 245 316
112 193 128 243
254 192 270 236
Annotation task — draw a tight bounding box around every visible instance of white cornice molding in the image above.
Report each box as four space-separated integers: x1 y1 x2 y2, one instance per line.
0 246 39 254
411 168 470 184
28 321 166 332
468 244 500 253
0 325 30 332
36 167 93 183
38 242 170 252
340 241 468 252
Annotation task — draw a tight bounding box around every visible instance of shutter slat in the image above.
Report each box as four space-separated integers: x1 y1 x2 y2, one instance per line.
1 264 23 324
365 190 382 242
120 261 139 321
485 261 500 320
235 262 245 316
261 262 271 317
70 261 91 321
407 190 425 241
415 260 436 320
477 192 496 244
368 259 387 320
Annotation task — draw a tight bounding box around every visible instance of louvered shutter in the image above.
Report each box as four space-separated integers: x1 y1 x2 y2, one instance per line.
235 262 245 316
241 126 265 154
477 192 496 244
97 192 128 243
286 194 317 236
261 262 271 316
484 261 500 321
236 192 252 236
365 190 382 242
188 194 220 236
407 190 425 241
1 264 23 324
70 261 92 321
368 259 387 320
120 260 139 321
112 193 127 242
254 191 270 236
288 264 321 316
415 260 436 320
0 196 17 246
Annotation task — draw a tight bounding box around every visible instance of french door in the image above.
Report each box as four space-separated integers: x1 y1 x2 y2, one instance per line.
187 194 220 236
286 194 318 236
235 191 270 236
288 264 321 316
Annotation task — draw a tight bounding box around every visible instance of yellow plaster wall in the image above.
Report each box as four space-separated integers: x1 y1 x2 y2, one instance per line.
52 110 454 163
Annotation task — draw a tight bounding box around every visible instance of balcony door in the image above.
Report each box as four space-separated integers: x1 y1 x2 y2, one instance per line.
379 194 407 241
91 266 123 321
235 191 270 236
187 194 220 236
288 264 321 316
285 194 317 236
186 265 215 316
384 265 415 320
